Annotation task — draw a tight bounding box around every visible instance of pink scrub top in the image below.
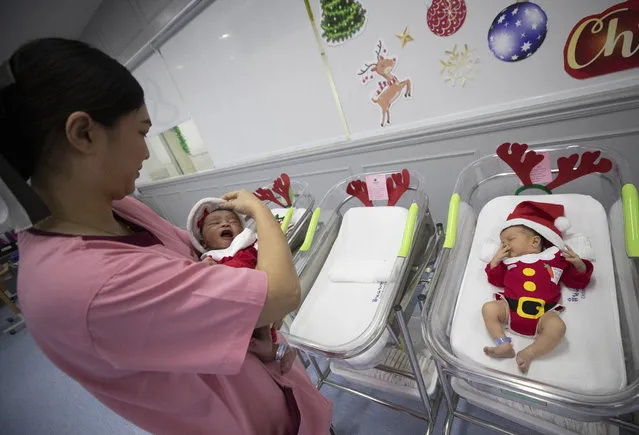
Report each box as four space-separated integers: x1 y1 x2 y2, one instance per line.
17 197 332 435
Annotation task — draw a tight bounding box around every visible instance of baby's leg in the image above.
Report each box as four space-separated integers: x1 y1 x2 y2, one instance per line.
516 312 566 373
482 300 515 358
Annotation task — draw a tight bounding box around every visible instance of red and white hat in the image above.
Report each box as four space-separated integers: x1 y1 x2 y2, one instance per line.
186 198 248 253
502 201 570 249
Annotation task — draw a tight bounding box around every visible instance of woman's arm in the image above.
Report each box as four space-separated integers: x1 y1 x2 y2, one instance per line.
222 190 301 327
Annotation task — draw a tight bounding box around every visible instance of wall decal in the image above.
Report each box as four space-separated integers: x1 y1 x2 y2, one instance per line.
358 41 412 127
426 0 467 37
564 0 639 79
396 27 415 48
320 0 367 46
440 43 479 87
488 1 548 62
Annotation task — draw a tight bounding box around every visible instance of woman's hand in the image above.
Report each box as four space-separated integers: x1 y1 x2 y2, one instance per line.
490 244 510 269
248 335 276 363
248 328 296 374
220 189 268 219
279 347 296 374
562 246 587 273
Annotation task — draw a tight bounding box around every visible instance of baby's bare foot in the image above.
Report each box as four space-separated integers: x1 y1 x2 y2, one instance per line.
483 342 515 358
516 349 534 373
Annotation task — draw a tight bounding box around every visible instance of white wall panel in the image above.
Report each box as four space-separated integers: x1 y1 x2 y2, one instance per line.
132 52 191 137
137 100 639 228
158 0 346 168
316 0 639 140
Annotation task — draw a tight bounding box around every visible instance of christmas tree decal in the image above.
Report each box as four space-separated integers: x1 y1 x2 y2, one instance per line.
320 0 367 45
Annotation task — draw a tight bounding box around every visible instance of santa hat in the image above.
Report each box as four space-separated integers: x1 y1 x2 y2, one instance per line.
186 198 248 254
502 201 570 249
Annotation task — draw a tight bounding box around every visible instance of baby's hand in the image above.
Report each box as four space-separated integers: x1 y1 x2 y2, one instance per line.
203 257 217 266
273 319 284 330
561 246 587 273
490 244 510 268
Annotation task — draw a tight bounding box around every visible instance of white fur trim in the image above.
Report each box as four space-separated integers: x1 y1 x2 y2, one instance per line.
554 216 570 232
479 240 500 263
564 234 594 261
502 218 565 251
481 233 593 263
503 246 560 265
186 197 248 253
200 228 257 261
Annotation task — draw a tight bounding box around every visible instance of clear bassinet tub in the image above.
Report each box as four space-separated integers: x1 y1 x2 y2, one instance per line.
423 144 639 430
252 174 314 252
280 170 434 369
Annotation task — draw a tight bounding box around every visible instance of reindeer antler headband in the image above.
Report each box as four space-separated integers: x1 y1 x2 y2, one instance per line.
253 173 293 207
497 142 613 195
346 169 411 206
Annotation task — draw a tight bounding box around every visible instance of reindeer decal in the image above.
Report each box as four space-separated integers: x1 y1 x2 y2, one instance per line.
358 41 412 127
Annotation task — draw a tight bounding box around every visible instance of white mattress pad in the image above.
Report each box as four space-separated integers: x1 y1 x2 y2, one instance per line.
290 206 408 363
450 194 625 395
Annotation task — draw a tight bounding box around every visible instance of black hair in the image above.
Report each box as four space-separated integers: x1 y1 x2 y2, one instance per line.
502 224 548 248
0 38 144 180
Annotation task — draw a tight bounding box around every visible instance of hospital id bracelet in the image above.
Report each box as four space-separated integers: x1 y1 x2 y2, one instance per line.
275 344 288 361
495 336 512 346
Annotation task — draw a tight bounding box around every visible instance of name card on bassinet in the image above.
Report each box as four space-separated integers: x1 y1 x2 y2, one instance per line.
366 174 389 201
529 152 552 184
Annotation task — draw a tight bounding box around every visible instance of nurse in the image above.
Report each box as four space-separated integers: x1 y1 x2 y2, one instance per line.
0 38 332 434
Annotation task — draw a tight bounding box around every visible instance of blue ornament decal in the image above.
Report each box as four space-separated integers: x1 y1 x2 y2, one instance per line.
488 2 548 62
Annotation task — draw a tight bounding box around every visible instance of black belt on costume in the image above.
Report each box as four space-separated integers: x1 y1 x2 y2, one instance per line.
504 296 557 314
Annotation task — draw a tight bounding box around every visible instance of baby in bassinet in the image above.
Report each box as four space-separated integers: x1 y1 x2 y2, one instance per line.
187 198 296 372
482 201 593 373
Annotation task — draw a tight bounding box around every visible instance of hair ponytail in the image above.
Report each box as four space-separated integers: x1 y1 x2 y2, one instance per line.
0 65 33 180
0 38 144 181
0 38 143 228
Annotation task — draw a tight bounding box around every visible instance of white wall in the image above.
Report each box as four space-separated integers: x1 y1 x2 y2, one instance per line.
133 0 639 169
132 0 639 226
132 51 191 137
157 0 346 167
136 86 639 228
318 0 638 139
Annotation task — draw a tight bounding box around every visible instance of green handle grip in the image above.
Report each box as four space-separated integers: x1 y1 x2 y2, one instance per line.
622 184 639 257
443 194 460 249
281 207 294 233
300 208 321 252
399 203 419 257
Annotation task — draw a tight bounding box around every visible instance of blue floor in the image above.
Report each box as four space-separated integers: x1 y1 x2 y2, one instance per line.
0 305 545 435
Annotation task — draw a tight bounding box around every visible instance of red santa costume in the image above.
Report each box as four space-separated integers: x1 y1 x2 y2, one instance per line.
485 201 593 337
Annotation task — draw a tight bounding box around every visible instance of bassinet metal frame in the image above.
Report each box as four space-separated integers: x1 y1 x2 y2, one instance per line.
423 143 639 435
296 214 446 434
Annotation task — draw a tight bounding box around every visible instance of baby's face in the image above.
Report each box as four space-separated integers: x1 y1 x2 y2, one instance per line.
500 226 542 258
202 210 243 250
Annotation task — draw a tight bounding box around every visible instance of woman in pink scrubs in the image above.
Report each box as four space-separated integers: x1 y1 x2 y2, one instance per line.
0 38 332 434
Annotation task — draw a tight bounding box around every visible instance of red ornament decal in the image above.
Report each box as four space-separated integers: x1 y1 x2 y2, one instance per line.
427 0 467 37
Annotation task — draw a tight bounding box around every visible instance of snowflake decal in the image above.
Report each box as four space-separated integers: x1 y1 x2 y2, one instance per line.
440 44 479 87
